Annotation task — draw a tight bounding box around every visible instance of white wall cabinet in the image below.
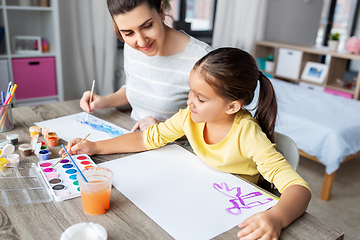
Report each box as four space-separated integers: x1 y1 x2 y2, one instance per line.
0 0 63 106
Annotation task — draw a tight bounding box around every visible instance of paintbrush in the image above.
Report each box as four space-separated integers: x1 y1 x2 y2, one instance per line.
61 144 88 183
85 80 95 123
51 133 91 169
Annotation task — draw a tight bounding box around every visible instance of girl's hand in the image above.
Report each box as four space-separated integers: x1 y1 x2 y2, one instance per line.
79 91 104 113
59 138 97 156
237 210 282 240
131 116 160 132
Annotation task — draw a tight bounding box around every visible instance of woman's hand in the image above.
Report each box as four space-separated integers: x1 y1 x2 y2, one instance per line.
131 116 160 132
237 210 282 240
59 138 97 156
79 91 104 113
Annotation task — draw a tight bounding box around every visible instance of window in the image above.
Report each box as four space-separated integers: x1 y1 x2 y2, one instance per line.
316 0 359 48
168 0 217 45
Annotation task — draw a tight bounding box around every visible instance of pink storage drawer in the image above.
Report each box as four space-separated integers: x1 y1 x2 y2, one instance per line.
324 88 353 99
12 57 57 100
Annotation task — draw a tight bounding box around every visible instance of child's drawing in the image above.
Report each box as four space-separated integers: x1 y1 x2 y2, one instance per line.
214 182 274 215
73 114 125 138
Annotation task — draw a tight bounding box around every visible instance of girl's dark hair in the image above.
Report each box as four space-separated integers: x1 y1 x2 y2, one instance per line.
107 0 163 41
193 47 278 142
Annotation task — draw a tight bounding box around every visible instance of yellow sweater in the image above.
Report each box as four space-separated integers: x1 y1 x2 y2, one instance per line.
144 106 310 193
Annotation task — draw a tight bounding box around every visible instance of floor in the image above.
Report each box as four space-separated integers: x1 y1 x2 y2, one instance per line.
297 155 360 240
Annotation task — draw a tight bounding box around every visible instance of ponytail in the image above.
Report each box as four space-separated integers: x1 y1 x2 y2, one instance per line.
254 72 277 142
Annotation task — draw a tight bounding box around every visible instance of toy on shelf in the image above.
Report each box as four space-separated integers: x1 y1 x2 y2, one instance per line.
35 38 49 52
346 36 360 55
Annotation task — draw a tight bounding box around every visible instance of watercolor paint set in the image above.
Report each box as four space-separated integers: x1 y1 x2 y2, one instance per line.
38 154 97 202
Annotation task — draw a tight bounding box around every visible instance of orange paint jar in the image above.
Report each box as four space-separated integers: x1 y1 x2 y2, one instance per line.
47 133 58 147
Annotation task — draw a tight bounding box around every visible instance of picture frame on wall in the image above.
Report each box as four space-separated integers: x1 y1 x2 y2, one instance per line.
300 61 329 84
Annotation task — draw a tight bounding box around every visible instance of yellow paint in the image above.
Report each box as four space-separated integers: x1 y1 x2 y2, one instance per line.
0 158 7 171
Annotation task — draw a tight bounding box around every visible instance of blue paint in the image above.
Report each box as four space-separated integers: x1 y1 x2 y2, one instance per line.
69 174 77 180
65 169 77 174
38 150 50 161
62 164 74 169
73 115 125 137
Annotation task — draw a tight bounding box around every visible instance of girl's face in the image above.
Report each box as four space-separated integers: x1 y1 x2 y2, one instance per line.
113 3 165 56
187 69 237 124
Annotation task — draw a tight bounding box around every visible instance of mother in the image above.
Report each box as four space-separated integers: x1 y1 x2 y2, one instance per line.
79 0 212 131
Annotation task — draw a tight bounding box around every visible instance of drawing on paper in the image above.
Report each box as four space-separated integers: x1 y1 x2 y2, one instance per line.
73 115 126 138
214 182 274 215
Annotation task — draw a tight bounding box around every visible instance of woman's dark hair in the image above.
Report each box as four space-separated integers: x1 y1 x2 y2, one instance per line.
193 47 278 142
107 0 163 42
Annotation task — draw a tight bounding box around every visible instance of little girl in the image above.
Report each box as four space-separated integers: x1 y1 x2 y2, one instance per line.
62 47 311 240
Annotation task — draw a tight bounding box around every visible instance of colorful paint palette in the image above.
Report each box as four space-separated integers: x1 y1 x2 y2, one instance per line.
38 154 97 202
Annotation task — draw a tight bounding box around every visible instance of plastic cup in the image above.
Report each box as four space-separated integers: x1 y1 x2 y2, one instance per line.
78 167 113 215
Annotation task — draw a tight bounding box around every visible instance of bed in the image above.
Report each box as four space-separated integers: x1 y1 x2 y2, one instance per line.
247 78 360 201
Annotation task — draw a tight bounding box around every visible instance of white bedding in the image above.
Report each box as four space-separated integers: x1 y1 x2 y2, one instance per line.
247 78 360 174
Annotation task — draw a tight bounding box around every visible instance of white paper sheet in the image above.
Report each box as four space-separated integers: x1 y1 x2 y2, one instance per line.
35 112 129 142
99 145 278 240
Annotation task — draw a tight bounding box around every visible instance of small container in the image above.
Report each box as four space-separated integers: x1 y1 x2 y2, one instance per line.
6 154 19 167
40 145 48 151
47 132 58 147
2 144 20 167
18 144 33 156
38 141 46 146
60 222 107 240
29 126 40 137
0 158 7 171
7 134 19 145
38 149 50 161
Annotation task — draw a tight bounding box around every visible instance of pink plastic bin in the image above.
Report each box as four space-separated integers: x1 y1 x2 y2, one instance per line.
12 57 57 100
324 88 353 99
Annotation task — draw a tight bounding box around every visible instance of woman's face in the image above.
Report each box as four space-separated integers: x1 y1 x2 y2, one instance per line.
113 3 165 56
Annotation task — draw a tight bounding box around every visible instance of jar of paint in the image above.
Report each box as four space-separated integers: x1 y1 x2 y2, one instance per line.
7 134 19 145
47 132 58 147
0 158 7 171
60 222 107 240
2 143 20 167
40 145 48 151
6 154 19 167
38 149 51 161
19 144 33 156
29 126 40 137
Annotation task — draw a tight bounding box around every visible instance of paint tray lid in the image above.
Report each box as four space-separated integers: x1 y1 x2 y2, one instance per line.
0 163 53 205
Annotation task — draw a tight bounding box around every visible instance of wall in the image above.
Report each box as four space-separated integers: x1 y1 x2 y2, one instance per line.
264 0 324 46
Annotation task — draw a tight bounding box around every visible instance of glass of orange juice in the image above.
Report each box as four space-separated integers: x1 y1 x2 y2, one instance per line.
78 167 114 215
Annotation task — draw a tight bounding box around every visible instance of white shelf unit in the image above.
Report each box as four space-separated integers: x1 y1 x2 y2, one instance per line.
254 41 360 100
0 0 63 106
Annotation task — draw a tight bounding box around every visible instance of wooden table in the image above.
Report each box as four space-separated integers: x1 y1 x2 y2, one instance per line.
0 100 344 240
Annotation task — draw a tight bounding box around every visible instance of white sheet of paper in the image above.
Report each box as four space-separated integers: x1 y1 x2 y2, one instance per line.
35 112 129 142
99 144 278 240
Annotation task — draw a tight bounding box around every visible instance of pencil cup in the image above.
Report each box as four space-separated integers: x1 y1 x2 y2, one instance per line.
0 104 14 132
78 167 113 215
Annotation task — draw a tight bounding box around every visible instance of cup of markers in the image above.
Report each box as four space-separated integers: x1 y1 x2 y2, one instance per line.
0 83 17 132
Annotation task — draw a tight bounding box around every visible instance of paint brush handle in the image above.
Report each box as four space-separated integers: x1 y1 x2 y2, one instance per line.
61 144 88 183
85 80 95 122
